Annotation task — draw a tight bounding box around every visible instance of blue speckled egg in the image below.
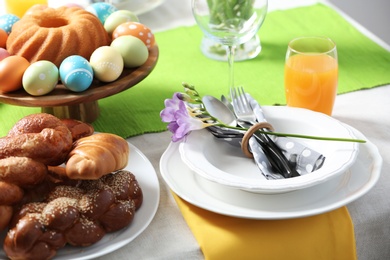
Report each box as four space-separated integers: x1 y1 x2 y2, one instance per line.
22 60 59 96
86 3 118 24
0 14 20 34
59 55 94 92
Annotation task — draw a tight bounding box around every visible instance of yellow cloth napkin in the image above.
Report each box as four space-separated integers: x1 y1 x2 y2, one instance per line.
173 193 356 260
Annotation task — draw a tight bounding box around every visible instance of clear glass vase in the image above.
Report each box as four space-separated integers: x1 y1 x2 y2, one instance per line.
200 34 261 62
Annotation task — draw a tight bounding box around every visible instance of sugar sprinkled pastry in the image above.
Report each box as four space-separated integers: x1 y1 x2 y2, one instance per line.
90 46 124 82
111 35 149 68
59 55 94 92
0 14 20 34
86 2 118 24
113 21 155 50
23 60 59 96
104 10 139 35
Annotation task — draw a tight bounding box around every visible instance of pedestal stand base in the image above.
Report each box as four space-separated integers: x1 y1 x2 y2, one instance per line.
42 101 100 123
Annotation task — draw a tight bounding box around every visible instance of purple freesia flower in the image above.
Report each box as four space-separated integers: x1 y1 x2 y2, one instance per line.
160 93 211 142
171 102 207 141
160 92 182 123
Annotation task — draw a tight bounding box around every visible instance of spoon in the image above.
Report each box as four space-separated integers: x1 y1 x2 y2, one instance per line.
202 95 237 127
203 95 299 178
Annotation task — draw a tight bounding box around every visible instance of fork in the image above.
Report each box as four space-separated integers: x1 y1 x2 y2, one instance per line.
230 86 258 125
230 86 299 178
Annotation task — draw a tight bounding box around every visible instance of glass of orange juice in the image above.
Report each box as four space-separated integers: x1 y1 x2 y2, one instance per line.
5 0 47 18
284 36 338 116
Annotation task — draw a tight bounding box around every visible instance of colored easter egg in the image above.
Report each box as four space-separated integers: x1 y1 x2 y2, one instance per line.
0 48 10 61
111 35 148 68
112 21 155 50
22 60 59 96
0 29 7 48
90 46 123 82
104 10 139 35
0 14 20 34
86 3 118 24
0 56 30 93
59 55 93 92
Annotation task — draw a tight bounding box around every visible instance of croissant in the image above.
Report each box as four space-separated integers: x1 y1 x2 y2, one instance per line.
65 133 129 180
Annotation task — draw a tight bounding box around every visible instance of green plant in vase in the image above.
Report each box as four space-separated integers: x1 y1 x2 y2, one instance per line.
202 0 262 61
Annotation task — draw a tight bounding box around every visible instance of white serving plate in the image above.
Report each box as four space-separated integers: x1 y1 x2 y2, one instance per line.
0 141 160 260
180 106 359 193
161 126 381 219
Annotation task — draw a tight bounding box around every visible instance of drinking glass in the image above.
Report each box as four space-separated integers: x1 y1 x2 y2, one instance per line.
4 0 47 17
192 0 268 96
284 36 338 116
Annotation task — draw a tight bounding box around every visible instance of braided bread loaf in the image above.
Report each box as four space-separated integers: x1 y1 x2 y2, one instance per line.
0 155 48 231
4 170 143 260
0 114 94 231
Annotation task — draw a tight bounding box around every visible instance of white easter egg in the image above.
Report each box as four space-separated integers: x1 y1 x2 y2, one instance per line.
90 46 124 82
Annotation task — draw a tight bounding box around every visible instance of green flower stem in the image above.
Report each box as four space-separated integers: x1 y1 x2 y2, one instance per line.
213 124 366 143
254 130 366 143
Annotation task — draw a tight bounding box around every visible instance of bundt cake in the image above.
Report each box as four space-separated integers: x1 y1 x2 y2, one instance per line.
6 6 111 67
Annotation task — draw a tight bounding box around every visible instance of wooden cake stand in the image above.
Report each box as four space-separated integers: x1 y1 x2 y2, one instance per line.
0 45 159 123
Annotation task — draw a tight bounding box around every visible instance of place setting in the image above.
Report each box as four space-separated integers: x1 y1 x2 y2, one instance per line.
159 83 381 219
159 0 382 220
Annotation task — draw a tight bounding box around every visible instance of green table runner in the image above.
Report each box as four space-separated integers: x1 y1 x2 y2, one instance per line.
1 4 389 138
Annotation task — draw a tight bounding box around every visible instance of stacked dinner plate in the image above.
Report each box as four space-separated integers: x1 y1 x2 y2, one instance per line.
160 106 382 219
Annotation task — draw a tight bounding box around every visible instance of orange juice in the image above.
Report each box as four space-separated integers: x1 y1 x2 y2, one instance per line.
5 0 47 18
284 54 338 115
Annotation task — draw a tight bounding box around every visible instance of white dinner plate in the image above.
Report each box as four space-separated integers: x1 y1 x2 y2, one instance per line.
161 126 382 219
0 142 160 260
180 106 359 193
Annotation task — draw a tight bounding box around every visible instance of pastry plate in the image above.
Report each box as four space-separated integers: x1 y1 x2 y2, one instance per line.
0 141 160 260
161 127 381 219
180 106 359 194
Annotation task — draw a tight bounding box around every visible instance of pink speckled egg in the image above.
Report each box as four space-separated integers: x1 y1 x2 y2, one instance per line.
112 22 155 50
0 48 10 61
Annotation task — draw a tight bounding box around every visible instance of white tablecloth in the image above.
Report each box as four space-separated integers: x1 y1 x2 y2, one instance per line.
1 0 389 259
